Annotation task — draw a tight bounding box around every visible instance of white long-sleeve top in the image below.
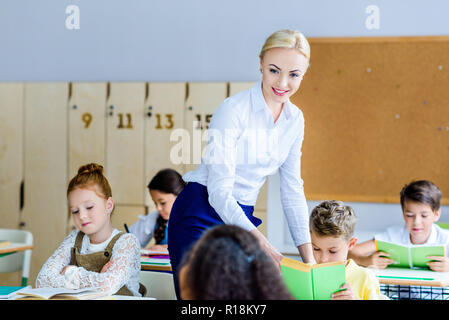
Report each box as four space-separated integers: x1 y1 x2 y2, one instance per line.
183 81 310 247
129 210 161 248
36 229 141 296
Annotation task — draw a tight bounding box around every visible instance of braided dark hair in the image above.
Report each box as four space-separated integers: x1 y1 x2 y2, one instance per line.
154 215 168 244
179 225 293 300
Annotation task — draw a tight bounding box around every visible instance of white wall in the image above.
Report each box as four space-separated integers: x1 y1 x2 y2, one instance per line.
1 0 448 81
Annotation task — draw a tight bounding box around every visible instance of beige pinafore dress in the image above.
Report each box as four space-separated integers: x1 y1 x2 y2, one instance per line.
70 231 146 296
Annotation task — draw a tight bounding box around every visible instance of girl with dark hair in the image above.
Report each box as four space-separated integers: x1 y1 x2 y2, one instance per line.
129 168 186 250
178 224 293 300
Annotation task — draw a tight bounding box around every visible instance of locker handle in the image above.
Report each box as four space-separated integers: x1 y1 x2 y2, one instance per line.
20 180 24 211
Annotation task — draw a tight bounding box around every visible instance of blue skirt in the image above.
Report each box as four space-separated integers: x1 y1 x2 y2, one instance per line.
167 182 261 299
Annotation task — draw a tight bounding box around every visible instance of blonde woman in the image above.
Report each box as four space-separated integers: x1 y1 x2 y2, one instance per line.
168 29 314 299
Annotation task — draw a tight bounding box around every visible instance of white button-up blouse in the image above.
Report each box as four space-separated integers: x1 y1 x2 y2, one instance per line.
183 81 310 247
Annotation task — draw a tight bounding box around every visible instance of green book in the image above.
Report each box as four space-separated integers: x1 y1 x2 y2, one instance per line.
280 257 346 300
375 240 445 269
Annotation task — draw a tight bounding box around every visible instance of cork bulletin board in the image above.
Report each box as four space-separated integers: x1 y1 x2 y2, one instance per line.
291 37 449 204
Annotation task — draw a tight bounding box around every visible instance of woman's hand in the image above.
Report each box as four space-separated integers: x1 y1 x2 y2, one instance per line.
250 228 283 269
427 256 449 272
332 283 355 300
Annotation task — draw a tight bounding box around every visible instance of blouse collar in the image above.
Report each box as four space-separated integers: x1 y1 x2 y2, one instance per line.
250 81 293 120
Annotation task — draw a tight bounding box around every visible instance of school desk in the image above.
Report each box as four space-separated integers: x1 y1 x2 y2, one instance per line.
370 267 449 300
140 262 172 272
0 243 34 257
140 249 172 273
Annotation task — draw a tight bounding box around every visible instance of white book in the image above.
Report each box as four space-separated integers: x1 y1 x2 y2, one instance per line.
15 287 107 300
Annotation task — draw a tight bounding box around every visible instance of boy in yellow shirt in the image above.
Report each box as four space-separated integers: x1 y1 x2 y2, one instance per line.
309 200 381 300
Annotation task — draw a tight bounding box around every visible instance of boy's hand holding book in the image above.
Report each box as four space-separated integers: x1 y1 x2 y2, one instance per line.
331 283 355 300
427 255 449 272
368 251 394 269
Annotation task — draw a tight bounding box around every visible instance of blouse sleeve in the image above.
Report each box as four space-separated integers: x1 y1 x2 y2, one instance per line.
128 212 157 248
204 101 256 232
62 233 141 295
35 230 77 288
278 112 310 247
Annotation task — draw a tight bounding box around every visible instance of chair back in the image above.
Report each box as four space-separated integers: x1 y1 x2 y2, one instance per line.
139 271 176 300
0 229 33 285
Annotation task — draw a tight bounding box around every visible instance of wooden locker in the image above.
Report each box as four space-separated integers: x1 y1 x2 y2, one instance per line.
22 83 69 284
0 83 23 229
68 82 107 176
183 83 227 173
106 83 146 206
144 82 186 210
228 81 256 97
111 204 146 235
67 82 107 233
0 83 24 285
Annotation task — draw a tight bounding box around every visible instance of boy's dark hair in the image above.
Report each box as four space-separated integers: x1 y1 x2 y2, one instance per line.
400 180 442 212
148 168 186 195
179 225 293 300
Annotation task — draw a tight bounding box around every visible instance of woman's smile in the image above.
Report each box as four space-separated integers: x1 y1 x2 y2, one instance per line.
272 87 289 96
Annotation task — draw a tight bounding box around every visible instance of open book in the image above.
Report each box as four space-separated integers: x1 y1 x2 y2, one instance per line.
375 240 445 269
0 240 10 248
280 257 346 300
15 287 107 300
140 249 170 266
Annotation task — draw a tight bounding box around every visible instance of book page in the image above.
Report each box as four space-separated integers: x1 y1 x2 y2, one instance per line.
281 264 313 300
280 258 313 300
16 287 98 300
411 245 445 268
311 263 346 300
0 240 11 248
376 240 410 268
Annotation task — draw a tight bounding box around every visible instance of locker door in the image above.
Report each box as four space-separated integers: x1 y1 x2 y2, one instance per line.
229 81 256 97
22 83 69 284
106 83 146 206
229 82 267 235
67 82 107 233
183 83 227 173
68 82 107 176
144 82 186 211
0 83 23 229
111 204 146 235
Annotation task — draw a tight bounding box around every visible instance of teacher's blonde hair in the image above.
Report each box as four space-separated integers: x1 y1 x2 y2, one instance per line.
259 29 310 63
